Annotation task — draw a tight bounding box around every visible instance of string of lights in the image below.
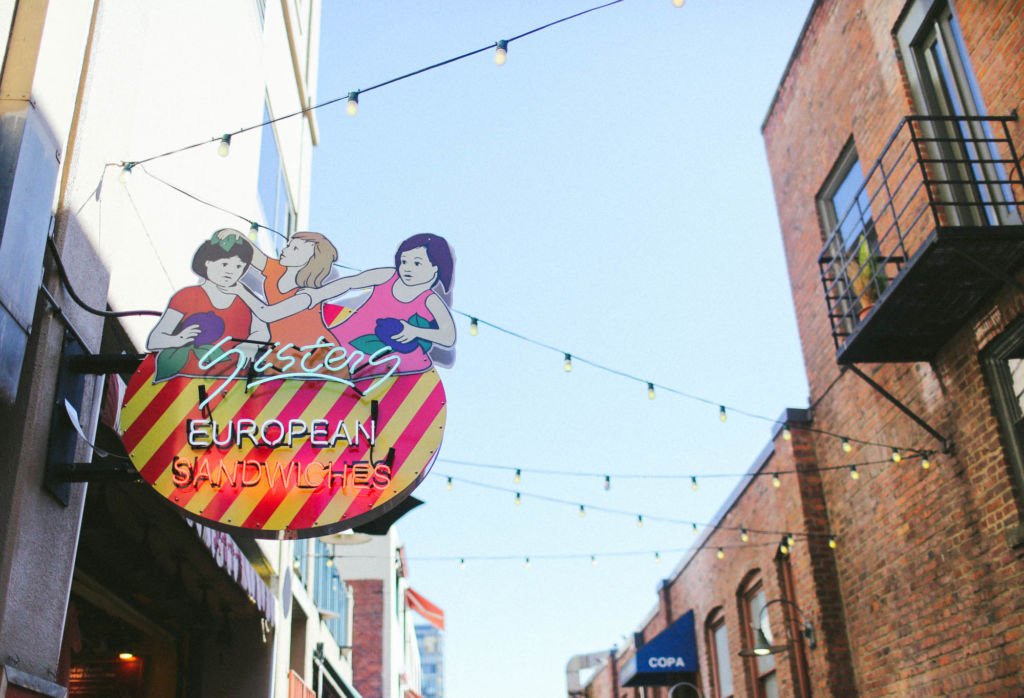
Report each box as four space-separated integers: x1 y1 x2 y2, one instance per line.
434 472 846 539
461 314 935 455
106 159 937 458
438 452 933 486
116 0 633 176
96 0 933 459
104 162 936 459
409 540 785 568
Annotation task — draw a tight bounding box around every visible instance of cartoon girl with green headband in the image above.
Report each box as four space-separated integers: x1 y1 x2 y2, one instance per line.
146 230 269 380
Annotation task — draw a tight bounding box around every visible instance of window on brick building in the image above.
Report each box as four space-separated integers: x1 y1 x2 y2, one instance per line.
896 0 1020 227
817 143 882 332
980 318 1024 545
706 607 734 698
738 575 779 698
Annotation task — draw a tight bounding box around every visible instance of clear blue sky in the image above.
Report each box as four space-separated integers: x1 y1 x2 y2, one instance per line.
309 2 813 695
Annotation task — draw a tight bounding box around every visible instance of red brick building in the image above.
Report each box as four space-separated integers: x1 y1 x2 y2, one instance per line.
572 1 1024 695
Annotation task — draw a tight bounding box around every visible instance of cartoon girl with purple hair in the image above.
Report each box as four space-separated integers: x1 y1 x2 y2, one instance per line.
313 233 456 376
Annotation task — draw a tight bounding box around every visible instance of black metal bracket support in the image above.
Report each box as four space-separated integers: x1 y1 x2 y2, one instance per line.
50 461 140 482
69 353 144 375
950 246 1024 297
845 364 952 454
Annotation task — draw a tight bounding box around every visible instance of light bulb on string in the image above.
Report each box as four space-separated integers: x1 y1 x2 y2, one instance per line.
849 465 860 480
446 477 452 491
828 536 837 549
691 476 698 491
494 40 508 65
719 405 727 422
891 448 902 463
590 555 597 566
564 353 572 372
604 475 611 491
717 547 725 560
787 533 796 547
326 556 333 567
741 528 749 543
780 541 790 555
346 92 359 116
525 557 531 568
469 317 478 336
248 222 259 241
515 492 521 505
514 468 521 484
841 437 852 453
921 454 931 469
118 163 133 183
217 134 231 157
654 552 661 563
691 523 698 535
459 558 466 569
772 473 781 488
637 515 643 528
579 505 585 518
647 382 656 400
782 423 792 441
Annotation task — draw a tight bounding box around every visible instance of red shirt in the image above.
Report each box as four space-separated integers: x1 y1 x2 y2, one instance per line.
167 285 252 376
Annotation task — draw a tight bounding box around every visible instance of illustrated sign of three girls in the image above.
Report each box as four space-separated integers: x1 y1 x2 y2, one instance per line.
120 230 456 537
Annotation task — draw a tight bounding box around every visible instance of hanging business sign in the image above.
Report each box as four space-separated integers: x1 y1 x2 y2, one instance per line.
121 231 456 538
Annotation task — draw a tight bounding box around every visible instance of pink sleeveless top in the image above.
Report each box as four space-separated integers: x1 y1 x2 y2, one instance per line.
329 273 436 375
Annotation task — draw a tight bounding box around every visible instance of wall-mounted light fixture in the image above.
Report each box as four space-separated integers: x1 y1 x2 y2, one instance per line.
738 598 815 657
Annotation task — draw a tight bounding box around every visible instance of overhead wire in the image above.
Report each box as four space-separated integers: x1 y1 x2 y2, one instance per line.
434 472 840 539
119 0 627 170
437 454 926 482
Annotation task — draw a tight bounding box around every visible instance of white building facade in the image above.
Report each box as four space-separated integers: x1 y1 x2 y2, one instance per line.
0 2 375 697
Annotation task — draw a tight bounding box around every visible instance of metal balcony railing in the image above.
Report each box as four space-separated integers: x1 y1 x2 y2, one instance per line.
818 114 1024 361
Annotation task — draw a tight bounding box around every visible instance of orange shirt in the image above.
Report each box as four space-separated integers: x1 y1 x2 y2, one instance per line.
262 258 338 352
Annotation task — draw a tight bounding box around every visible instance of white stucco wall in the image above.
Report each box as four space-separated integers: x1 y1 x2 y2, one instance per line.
53 0 318 350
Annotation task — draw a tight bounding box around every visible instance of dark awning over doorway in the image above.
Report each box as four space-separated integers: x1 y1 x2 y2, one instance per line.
620 610 698 687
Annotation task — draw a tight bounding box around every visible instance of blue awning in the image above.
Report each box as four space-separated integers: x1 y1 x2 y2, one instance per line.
620 610 698 687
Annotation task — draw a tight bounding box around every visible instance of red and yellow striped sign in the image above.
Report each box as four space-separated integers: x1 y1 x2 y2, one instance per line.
121 353 446 538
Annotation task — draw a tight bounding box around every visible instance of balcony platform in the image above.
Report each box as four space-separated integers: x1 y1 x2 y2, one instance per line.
837 225 1024 363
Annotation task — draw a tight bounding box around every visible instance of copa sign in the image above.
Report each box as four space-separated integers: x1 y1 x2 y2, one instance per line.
647 657 688 669
122 231 456 538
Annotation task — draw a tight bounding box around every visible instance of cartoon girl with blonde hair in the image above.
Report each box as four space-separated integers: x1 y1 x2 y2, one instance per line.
223 232 457 379
217 230 340 360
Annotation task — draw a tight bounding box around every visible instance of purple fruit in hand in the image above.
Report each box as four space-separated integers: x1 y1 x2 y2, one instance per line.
180 311 225 346
375 318 419 353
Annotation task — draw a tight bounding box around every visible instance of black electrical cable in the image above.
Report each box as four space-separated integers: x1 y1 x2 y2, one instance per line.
136 164 286 240
46 236 161 318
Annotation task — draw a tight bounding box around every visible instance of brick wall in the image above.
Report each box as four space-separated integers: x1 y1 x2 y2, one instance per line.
762 0 1024 695
584 415 858 697
350 579 384 698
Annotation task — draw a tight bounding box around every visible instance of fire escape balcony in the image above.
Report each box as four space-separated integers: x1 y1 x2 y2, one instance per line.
819 114 1024 363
